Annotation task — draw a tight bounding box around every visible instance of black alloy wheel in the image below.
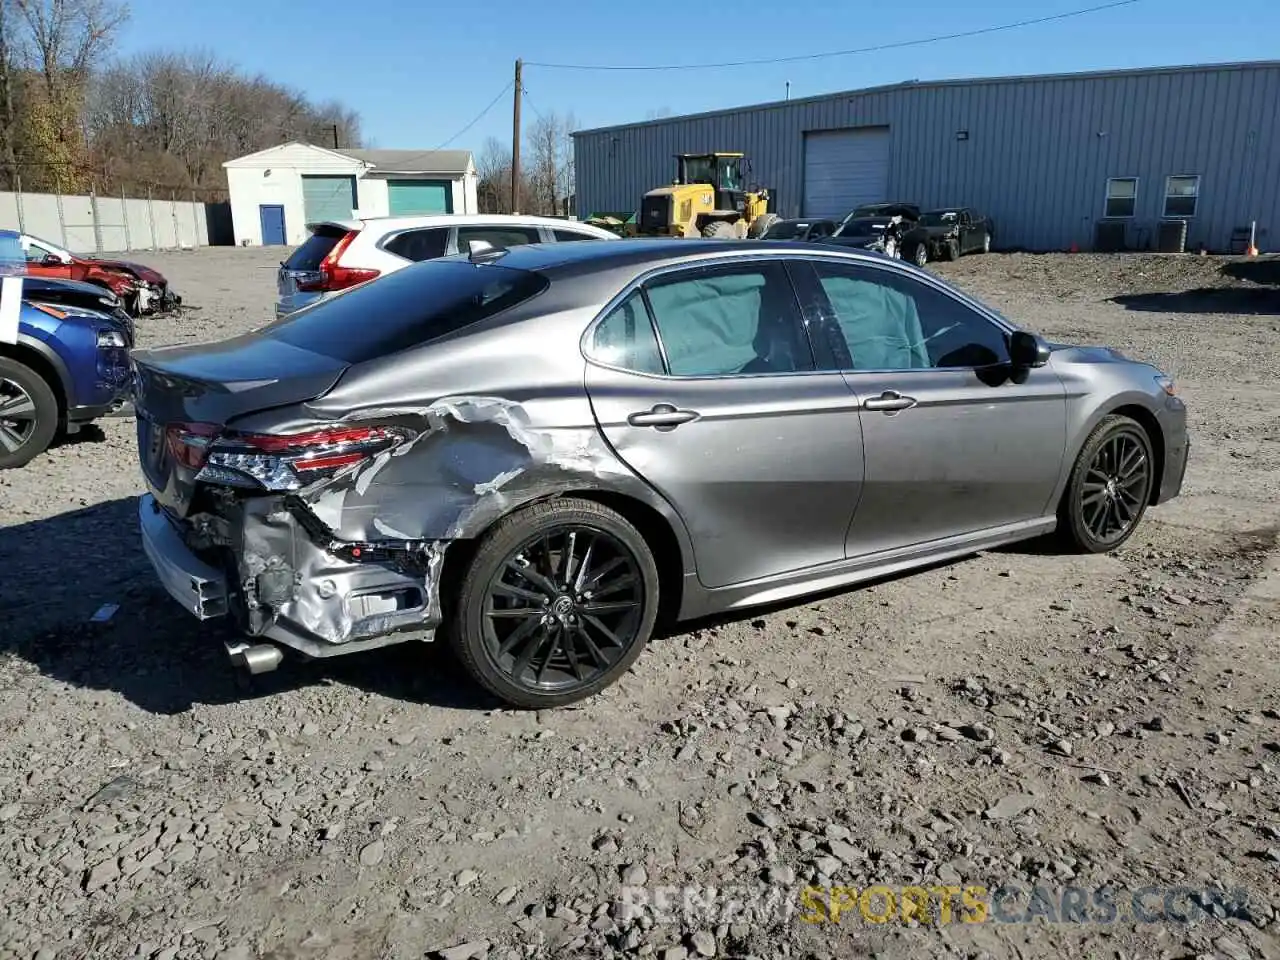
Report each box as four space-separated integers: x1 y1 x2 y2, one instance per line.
1060 415 1154 553
452 498 660 708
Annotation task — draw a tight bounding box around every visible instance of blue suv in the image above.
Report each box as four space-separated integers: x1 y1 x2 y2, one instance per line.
1 229 134 468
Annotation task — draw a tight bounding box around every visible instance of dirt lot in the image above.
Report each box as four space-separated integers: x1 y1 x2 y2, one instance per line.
0 247 1278 960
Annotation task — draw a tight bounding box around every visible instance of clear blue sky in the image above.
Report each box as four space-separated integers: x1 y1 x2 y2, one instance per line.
114 0 1275 148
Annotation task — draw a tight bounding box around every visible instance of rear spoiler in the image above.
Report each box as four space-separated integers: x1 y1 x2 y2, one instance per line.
304 220 363 234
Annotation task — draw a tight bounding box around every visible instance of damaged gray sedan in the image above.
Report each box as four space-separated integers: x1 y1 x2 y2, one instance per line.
133 238 1189 708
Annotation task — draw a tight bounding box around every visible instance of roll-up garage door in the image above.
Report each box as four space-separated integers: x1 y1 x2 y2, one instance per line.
301 175 357 223
802 127 891 219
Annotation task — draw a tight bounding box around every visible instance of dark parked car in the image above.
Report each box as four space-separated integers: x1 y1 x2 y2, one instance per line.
759 218 837 242
820 202 921 258
903 208 994 265
1 231 134 468
134 239 1189 709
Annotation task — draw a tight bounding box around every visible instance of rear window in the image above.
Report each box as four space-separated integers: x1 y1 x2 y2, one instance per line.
283 226 349 270
263 259 548 364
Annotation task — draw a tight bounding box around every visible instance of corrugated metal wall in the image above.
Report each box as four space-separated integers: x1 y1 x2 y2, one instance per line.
573 62 1280 252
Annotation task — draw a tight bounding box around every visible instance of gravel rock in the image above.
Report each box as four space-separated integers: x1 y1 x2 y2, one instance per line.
359 840 385 867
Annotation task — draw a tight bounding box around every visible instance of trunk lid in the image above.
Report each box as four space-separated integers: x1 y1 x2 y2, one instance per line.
132 332 348 516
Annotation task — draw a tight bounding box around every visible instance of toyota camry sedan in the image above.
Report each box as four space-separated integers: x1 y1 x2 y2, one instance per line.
132 238 1189 708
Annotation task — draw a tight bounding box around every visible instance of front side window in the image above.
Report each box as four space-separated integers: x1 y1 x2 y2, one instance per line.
1163 176 1200 218
643 261 812 377
808 260 1009 371
587 291 664 374
1104 178 1138 218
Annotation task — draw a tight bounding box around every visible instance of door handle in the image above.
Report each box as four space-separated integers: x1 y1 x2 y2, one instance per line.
627 403 700 428
863 390 917 412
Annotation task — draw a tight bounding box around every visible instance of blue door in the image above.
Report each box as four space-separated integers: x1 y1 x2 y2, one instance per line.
259 204 286 245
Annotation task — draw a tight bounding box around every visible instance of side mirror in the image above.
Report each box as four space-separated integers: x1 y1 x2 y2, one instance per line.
1009 330 1050 369
42 254 62 266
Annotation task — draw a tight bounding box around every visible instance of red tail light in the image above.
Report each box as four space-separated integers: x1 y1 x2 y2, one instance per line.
294 230 380 293
195 423 414 491
165 422 220 469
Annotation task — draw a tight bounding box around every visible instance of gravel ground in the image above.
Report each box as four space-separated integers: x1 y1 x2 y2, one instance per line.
1 247 1278 960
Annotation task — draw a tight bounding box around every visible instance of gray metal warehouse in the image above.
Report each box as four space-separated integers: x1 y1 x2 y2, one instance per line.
572 60 1280 253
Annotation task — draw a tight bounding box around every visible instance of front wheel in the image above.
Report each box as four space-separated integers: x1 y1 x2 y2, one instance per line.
701 220 736 239
1057 415 1155 553
0 357 60 469
943 238 960 261
981 233 992 254
450 498 661 708
910 243 929 267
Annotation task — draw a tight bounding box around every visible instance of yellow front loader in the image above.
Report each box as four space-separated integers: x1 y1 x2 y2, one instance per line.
636 152 779 238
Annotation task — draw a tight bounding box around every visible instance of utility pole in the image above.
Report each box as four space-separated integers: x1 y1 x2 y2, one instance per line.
332 123 339 149
511 59 523 214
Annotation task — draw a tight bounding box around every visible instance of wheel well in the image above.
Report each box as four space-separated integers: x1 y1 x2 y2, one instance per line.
435 490 687 630
1110 404 1165 504
0 343 66 418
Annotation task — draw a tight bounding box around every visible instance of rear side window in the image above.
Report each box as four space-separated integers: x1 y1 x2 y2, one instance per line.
263 260 548 364
588 291 664 375
643 261 812 377
284 227 348 270
457 226 541 251
383 227 449 262
553 229 596 242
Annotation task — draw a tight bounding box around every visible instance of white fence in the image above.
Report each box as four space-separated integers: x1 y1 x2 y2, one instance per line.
0 188 230 254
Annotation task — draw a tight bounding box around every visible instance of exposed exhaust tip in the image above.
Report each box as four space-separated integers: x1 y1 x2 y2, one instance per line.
225 641 284 675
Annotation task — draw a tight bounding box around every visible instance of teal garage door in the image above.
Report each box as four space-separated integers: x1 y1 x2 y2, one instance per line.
301 175 357 223
387 180 453 215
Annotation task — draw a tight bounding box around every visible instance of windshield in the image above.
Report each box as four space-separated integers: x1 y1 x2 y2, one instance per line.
921 211 958 227
681 156 715 184
763 221 805 239
835 219 879 239
264 259 548 364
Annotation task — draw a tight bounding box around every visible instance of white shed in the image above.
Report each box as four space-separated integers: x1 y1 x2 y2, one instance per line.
222 142 479 246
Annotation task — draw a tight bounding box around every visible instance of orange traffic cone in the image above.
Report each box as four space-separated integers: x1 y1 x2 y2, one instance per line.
1247 243 1259 256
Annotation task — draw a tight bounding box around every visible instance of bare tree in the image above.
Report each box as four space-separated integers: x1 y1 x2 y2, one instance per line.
476 135 511 213
11 0 128 189
0 0 20 187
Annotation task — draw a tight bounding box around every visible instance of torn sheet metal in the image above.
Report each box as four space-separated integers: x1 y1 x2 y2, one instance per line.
304 394 622 543
187 492 445 649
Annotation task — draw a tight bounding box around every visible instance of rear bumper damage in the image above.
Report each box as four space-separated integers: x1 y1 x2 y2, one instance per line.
138 493 445 659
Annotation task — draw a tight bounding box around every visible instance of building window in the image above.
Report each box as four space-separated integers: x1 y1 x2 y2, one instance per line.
1104 178 1137 218
1163 175 1200 218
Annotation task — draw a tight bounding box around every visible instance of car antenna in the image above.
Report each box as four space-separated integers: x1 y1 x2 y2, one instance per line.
467 239 507 263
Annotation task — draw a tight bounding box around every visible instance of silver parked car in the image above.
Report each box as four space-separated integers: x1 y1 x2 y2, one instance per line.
133 239 1189 708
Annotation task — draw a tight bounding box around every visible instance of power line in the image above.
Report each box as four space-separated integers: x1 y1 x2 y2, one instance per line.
433 80 515 150
526 0 1142 72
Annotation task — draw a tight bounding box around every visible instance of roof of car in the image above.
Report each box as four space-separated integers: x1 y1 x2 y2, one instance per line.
460 237 886 276
307 214 618 236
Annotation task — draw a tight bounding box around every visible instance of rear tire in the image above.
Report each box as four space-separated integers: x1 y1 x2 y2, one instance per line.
943 238 960 261
0 357 60 470
701 220 736 239
748 213 780 239
450 498 661 709
981 233 992 254
1057 415 1155 554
